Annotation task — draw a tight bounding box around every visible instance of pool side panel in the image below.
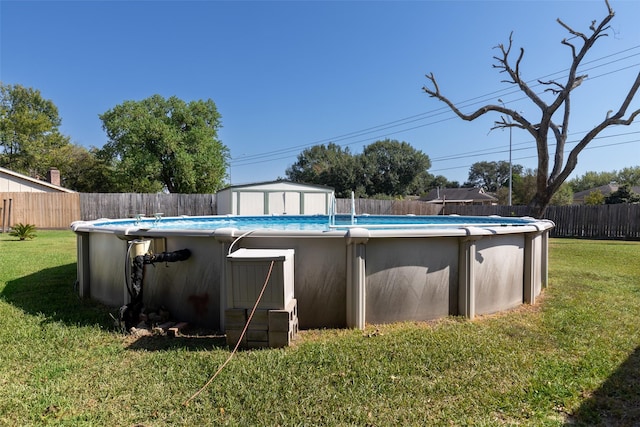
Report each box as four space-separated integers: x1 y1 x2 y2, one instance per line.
88 233 127 307
365 237 459 323
474 234 525 315
142 236 223 329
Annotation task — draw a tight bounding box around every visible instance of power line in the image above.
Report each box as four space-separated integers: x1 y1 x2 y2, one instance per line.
230 45 640 167
431 128 640 163
429 136 640 175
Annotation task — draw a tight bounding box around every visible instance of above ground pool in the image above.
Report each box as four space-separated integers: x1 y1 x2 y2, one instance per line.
72 214 554 335
85 214 543 232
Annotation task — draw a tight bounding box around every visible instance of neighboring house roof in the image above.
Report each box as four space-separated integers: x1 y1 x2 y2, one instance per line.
0 166 75 193
420 187 497 204
573 183 640 203
219 180 334 193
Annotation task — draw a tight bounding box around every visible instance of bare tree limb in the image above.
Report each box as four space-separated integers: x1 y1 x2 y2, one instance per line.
490 34 547 111
423 73 537 136
557 19 587 43
554 71 640 187
423 0 634 217
539 79 565 94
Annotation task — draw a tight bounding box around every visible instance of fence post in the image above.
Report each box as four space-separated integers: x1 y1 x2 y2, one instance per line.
1 199 5 232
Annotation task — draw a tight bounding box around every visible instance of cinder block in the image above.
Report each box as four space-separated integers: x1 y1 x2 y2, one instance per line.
246 329 269 342
227 299 298 348
269 329 296 348
247 309 269 330
225 308 247 329
225 329 247 348
269 299 297 332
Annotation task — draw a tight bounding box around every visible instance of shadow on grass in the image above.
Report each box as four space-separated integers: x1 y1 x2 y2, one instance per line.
1 263 114 328
126 334 228 352
566 346 640 426
1 263 230 351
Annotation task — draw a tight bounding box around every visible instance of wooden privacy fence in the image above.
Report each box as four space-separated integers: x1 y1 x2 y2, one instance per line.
545 204 640 240
79 193 217 221
335 198 442 215
0 192 80 231
0 192 638 240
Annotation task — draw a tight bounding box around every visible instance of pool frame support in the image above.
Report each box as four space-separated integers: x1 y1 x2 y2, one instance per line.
346 228 369 329
524 230 544 305
458 235 482 319
75 232 91 298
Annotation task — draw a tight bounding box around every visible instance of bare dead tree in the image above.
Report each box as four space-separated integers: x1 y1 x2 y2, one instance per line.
423 0 640 218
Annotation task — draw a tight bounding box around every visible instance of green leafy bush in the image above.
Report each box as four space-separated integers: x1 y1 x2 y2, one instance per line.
9 223 37 240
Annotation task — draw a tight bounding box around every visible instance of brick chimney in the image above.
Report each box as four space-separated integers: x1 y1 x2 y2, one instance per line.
47 168 61 187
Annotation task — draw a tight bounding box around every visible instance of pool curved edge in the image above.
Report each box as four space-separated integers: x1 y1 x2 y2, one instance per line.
72 215 554 331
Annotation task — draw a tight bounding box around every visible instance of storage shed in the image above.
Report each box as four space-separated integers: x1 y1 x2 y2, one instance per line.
216 181 334 215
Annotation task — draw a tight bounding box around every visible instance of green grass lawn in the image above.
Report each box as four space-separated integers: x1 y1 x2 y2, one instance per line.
1 231 638 426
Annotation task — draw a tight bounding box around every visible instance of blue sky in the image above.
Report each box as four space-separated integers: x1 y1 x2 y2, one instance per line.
1 0 639 186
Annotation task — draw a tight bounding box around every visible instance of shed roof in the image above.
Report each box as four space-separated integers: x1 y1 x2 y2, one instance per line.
219 180 334 192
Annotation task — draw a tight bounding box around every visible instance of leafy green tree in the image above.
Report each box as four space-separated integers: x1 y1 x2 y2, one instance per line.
287 139 432 198
358 139 431 197
98 95 228 193
550 183 574 206
408 174 460 196
569 170 618 193
616 166 640 186
286 143 358 198
466 161 524 193
512 168 537 205
569 166 640 193
430 175 460 190
605 184 640 204
0 83 71 177
584 189 605 205
48 144 117 192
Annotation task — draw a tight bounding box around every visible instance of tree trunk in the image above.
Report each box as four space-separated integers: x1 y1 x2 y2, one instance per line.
528 191 553 218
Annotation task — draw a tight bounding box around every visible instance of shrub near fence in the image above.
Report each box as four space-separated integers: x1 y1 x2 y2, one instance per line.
1 192 638 240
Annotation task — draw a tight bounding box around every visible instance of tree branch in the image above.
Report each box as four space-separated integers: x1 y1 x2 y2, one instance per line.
422 73 491 122
539 79 565 95
491 34 547 111
423 73 537 136
555 71 640 186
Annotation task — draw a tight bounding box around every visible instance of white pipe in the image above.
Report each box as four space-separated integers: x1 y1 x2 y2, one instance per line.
351 191 355 225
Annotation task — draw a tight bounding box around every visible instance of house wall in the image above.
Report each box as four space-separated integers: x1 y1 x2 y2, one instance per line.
0 175 59 192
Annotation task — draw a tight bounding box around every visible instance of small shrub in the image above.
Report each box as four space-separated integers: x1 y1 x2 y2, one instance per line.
9 223 37 240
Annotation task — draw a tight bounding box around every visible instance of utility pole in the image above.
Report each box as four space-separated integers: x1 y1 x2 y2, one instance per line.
498 99 513 206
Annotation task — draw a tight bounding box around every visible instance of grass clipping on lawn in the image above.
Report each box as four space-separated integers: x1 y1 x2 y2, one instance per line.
0 232 638 426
